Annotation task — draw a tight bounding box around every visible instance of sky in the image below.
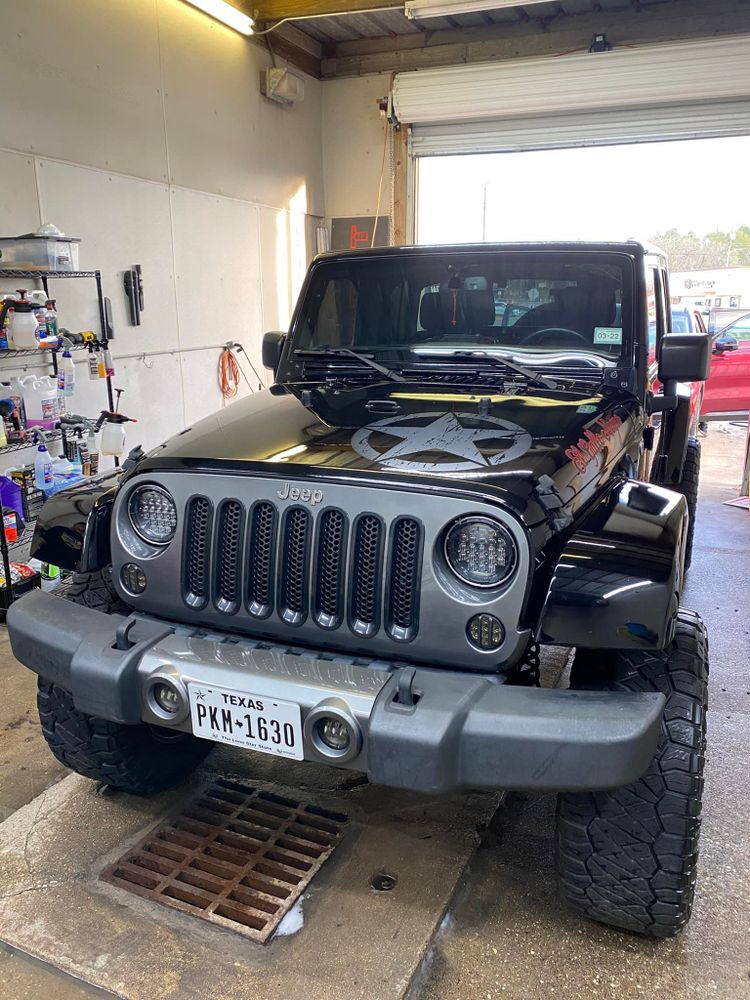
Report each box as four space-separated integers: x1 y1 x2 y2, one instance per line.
416 136 750 245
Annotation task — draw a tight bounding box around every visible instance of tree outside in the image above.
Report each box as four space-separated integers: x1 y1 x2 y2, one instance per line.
650 225 750 270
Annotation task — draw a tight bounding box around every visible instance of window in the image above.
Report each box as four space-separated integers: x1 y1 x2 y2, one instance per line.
292 251 634 368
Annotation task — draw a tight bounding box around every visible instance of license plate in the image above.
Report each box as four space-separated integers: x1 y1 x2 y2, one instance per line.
187 682 303 761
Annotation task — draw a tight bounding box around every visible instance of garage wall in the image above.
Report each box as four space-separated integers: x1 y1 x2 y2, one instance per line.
0 0 324 455
322 75 392 222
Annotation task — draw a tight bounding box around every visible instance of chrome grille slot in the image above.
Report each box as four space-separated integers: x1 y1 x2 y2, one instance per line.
247 501 277 619
279 508 312 625
314 509 347 629
184 496 212 609
386 517 423 642
350 514 384 637
214 500 244 614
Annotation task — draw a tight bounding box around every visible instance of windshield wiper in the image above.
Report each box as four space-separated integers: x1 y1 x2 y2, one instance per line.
444 350 558 389
294 347 405 383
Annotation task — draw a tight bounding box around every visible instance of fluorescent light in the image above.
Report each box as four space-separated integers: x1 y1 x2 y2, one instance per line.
183 0 254 35
405 0 548 19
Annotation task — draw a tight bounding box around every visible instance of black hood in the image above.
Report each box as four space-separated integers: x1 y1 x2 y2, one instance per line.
140 381 641 527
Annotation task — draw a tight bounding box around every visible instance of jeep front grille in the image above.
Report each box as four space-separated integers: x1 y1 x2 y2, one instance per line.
182 496 422 642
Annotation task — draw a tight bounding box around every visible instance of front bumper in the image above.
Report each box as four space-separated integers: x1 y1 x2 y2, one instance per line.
8 590 664 794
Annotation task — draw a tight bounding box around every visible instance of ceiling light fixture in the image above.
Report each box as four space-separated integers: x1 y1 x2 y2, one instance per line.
183 0 254 35
405 0 549 19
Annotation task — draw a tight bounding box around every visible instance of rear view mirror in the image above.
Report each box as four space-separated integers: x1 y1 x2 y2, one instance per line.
714 334 739 353
262 331 286 373
658 333 711 383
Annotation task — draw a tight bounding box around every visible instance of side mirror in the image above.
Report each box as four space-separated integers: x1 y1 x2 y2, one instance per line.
658 332 711 383
262 331 286 373
714 333 739 354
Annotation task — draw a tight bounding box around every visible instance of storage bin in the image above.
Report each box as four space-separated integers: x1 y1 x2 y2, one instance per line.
0 236 80 272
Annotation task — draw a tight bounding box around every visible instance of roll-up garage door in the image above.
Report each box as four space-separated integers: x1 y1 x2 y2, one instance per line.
392 35 750 156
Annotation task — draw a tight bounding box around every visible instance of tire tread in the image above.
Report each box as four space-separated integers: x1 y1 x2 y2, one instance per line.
556 609 708 937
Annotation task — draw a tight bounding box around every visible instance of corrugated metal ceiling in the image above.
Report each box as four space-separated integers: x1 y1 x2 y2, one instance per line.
295 0 668 45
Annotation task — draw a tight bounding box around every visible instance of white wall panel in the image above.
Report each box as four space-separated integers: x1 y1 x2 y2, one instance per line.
35 160 178 354
158 0 324 215
71 355 186 458
0 0 167 183
322 75 392 219
0 151 41 239
170 187 264 396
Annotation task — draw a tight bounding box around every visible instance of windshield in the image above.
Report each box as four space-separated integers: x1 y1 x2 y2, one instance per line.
290 251 634 369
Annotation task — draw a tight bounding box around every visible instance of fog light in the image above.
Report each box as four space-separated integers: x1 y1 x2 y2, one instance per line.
121 562 146 594
153 682 181 715
316 716 351 751
467 613 504 651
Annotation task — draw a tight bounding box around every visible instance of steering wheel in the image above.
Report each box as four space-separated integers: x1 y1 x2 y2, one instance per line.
519 326 589 346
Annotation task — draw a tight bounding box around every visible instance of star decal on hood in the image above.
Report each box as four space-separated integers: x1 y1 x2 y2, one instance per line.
351 411 533 473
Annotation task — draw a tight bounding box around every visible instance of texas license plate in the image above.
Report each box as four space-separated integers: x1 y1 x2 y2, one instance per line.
187 682 303 761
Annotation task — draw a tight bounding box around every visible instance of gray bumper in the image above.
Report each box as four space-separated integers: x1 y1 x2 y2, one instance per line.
7 590 664 794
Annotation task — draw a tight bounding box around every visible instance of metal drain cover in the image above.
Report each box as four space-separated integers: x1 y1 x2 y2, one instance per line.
101 778 348 943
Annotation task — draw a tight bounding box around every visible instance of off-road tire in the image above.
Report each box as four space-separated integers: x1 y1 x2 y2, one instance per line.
556 609 708 938
61 567 129 614
38 680 212 795
672 437 701 570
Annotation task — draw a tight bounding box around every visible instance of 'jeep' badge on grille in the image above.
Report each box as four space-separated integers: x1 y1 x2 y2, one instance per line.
277 483 324 505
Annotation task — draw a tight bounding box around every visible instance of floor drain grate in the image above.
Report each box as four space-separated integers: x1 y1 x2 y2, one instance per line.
100 778 348 943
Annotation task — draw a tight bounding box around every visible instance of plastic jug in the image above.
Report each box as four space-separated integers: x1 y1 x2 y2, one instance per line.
0 291 41 350
16 374 59 426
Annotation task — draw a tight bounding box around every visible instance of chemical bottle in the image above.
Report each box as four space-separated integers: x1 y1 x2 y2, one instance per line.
87 428 99 475
103 348 115 378
57 348 76 396
45 300 58 339
97 349 106 379
87 344 99 380
34 440 54 490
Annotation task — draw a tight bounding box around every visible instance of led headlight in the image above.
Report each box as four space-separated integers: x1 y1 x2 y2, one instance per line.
444 516 517 588
128 485 177 545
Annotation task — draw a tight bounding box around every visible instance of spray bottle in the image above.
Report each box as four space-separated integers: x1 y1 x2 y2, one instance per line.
56 338 76 397
34 436 54 490
97 389 136 458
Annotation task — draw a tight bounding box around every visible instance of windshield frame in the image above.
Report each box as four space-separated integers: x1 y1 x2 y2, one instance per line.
278 248 639 384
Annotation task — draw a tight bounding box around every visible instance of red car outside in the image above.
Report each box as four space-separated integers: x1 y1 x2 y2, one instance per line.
672 308 750 422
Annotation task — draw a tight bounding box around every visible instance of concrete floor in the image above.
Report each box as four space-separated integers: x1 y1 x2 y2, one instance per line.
0 426 748 998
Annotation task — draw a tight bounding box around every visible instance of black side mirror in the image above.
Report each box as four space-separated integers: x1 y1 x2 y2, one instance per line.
658 333 711 383
262 331 286 373
714 333 739 354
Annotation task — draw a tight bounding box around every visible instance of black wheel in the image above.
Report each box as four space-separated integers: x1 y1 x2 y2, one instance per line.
37 680 213 795
556 609 708 938
61 567 129 614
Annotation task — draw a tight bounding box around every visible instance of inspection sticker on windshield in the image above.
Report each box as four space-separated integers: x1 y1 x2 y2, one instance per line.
593 326 623 345
188 682 303 760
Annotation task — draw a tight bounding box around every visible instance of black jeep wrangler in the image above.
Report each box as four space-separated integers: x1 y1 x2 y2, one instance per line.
8 242 712 938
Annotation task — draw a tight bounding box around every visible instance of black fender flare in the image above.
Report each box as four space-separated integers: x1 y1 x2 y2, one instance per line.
538 479 687 650
31 471 120 573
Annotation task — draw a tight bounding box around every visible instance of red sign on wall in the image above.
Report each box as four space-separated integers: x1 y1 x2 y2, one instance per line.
331 217 390 251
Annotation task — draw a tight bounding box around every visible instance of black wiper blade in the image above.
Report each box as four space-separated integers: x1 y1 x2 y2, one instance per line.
294 348 405 383
447 351 558 389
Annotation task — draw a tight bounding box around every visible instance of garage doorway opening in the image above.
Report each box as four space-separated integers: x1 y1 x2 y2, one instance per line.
415 136 750 249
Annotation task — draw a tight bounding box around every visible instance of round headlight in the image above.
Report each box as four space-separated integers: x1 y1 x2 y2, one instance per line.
128 485 177 545
444 516 517 588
